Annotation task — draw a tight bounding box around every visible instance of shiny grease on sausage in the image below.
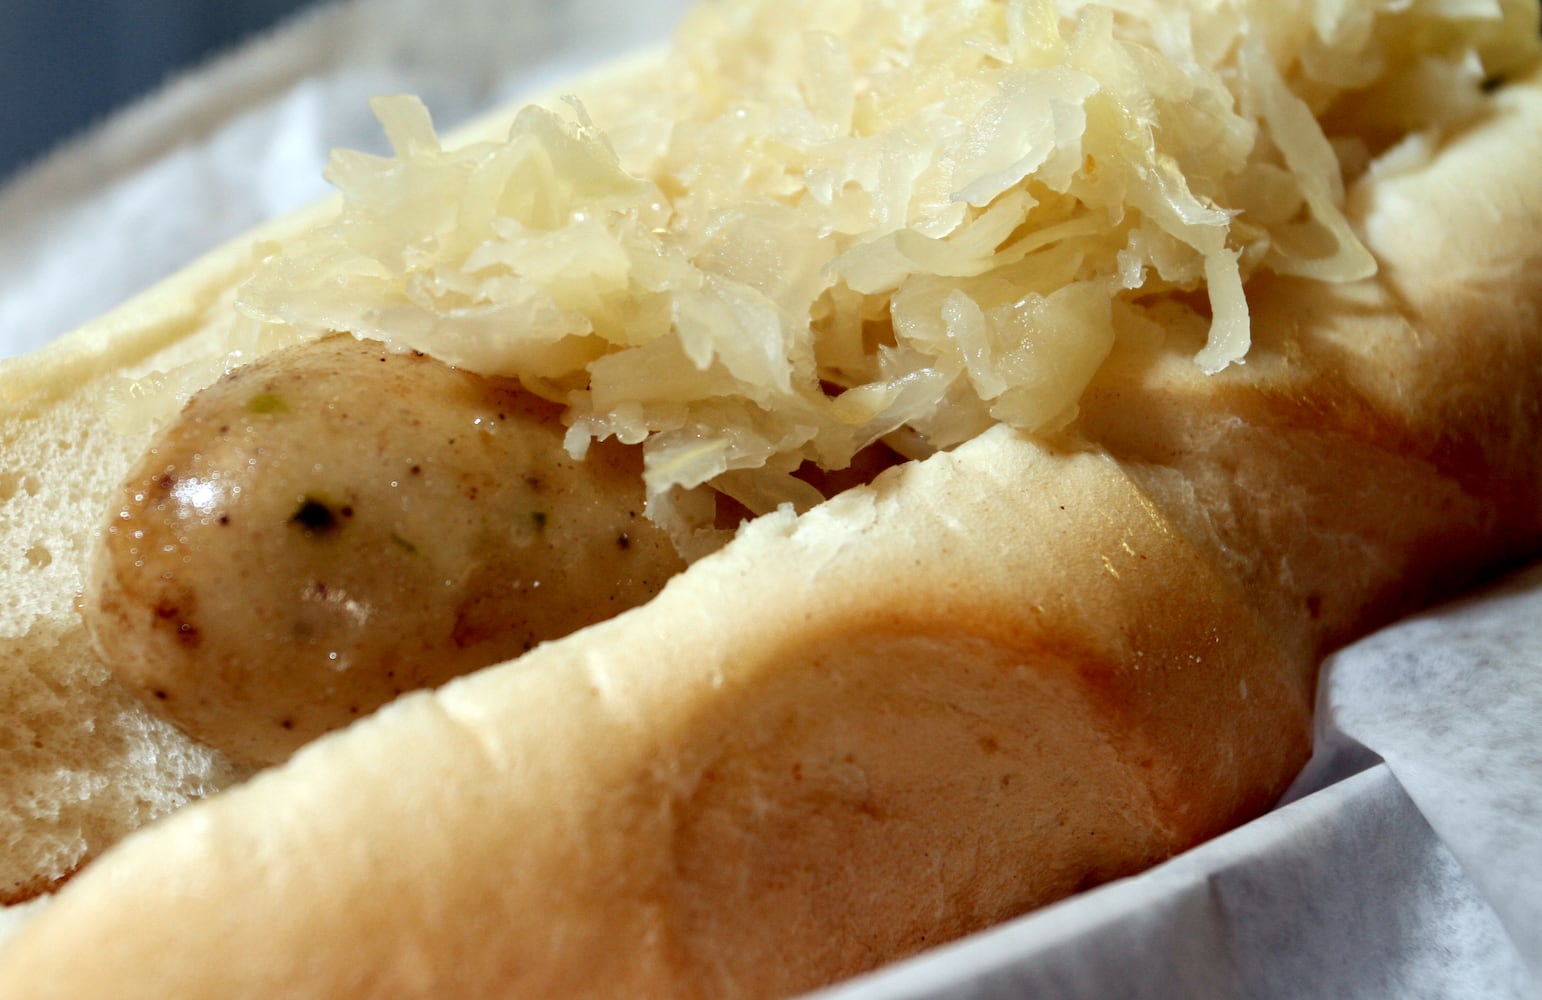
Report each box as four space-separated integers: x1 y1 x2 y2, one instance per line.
85 335 685 766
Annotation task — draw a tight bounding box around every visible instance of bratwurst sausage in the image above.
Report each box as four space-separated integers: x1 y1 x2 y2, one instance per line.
85 334 684 765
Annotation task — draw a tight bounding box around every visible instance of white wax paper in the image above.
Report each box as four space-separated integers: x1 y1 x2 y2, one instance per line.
1 2 1538 997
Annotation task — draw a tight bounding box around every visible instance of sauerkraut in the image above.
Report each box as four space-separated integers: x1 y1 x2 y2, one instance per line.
235 0 1540 525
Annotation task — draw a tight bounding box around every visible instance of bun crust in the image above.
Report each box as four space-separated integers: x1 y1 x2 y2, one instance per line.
1 36 1540 1000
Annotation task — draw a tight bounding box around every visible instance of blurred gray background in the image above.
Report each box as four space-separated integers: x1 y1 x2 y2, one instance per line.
0 0 322 182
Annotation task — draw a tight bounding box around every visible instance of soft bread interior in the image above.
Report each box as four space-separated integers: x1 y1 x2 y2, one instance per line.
0 327 249 905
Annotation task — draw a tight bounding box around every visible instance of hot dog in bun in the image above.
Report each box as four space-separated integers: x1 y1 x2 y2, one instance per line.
1 0 1540 995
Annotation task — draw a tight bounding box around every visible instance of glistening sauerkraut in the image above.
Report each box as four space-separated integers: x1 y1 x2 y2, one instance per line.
235 0 1540 525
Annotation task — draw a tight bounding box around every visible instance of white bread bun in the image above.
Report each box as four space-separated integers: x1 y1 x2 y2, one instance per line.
1 4 1540 996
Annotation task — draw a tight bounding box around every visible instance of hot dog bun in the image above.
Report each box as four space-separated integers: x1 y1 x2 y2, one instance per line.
2 2 1541 996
